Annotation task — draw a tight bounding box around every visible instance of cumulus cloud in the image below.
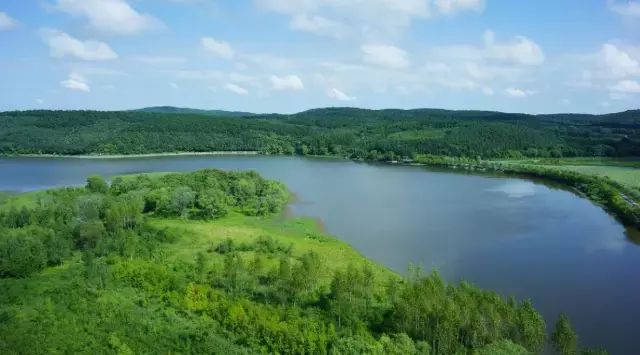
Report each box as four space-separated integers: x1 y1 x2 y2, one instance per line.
225 83 249 95
609 79 640 94
361 44 410 70
40 29 118 60
435 0 484 14
600 44 640 78
52 0 163 35
289 14 346 38
482 30 544 66
61 72 90 92
0 12 19 30
482 87 494 96
270 74 304 90
327 88 355 101
202 37 235 59
504 87 536 97
431 30 544 67
256 0 483 34
607 0 640 18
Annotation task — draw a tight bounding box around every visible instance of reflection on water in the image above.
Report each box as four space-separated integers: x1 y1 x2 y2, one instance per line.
488 181 537 198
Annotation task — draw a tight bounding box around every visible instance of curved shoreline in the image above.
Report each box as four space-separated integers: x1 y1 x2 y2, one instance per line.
4 151 639 229
1 151 261 159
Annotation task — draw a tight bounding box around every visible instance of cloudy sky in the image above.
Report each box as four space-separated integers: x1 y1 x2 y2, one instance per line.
1 0 640 114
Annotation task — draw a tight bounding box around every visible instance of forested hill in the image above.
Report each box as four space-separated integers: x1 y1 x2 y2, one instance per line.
129 106 255 117
0 108 638 158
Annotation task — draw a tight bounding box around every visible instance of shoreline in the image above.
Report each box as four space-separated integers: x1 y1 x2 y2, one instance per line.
2 151 261 159
4 151 639 229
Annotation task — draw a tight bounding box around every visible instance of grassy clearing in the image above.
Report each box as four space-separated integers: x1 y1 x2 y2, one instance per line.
497 158 640 190
0 190 48 210
151 215 396 286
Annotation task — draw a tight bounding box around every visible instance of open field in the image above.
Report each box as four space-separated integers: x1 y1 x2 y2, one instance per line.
497 158 640 190
151 215 396 286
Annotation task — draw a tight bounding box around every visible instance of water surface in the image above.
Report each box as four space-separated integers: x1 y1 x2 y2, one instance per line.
1 155 638 354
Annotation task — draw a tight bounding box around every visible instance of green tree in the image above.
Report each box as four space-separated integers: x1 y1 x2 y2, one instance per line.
551 313 578 355
86 175 109 194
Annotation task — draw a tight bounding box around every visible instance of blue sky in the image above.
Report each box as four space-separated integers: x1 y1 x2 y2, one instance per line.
1 0 640 114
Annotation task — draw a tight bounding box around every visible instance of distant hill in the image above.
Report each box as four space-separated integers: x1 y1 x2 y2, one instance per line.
130 106 254 117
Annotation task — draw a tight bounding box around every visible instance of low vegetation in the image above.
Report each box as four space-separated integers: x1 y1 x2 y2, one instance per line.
0 169 608 354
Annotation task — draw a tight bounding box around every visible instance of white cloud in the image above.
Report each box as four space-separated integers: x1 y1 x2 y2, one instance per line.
361 44 410 70
609 79 640 93
202 37 235 59
600 44 640 78
431 30 544 67
256 0 483 34
133 56 187 64
434 0 484 14
270 74 304 90
482 30 544 66
608 0 640 18
225 83 249 95
504 87 536 97
327 88 355 101
290 14 346 38
482 87 494 96
600 101 610 107
61 72 90 92
40 29 118 60
36 99 44 105
170 82 179 89
0 12 19 30
52 0 163 35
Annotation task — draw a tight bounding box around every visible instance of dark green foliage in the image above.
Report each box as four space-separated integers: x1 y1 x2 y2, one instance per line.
1 108 638 158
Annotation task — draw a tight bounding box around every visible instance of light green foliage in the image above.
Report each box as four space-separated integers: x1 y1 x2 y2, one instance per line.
473 340 530 354
552 313 578 355
0 169 607 354
86 174 109 194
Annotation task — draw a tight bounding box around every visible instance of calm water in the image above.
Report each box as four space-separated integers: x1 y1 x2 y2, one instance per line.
1 155 639 354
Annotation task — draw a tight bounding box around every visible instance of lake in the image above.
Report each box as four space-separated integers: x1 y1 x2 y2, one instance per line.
1 155 638 354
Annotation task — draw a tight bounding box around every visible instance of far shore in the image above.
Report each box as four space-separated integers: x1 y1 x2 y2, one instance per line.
2 151 262 159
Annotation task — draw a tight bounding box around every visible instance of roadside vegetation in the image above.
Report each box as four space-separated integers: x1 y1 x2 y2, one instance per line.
0 170 608 354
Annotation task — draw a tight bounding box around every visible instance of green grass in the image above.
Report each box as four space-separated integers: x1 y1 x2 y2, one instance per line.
0 190 48 210
497 158 640 190
151 215 396 286
117 171 172 181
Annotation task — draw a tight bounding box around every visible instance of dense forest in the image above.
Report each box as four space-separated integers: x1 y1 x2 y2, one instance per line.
0 170 608 354
0 108 638 158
